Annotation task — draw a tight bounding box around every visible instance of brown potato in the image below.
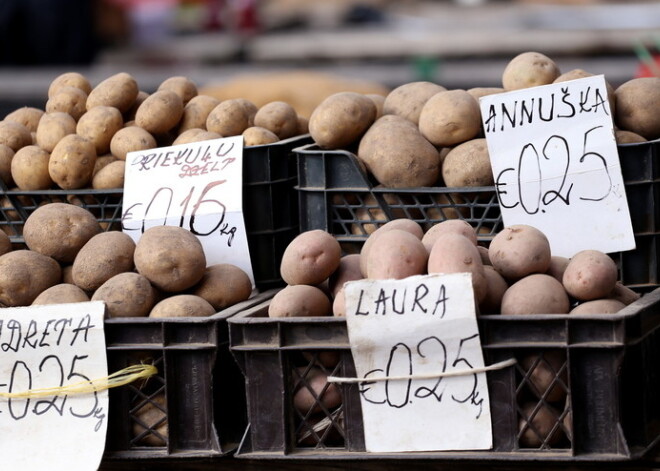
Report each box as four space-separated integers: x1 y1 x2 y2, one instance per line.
35 111 77 152
382 81 446 125
0 144 14 187
110 126 157 160
32 283 90 305
268 284 332 318
242 126 279 146
501 274 570 315
23 202 101 263
135 90 184 135
86 72 139 113
479 265 509 314
49 134 97 189
502 51 561 91
570 298 626 315
467 87 505 101
0 120 32 151
132 393 168 446
0 231 10 256
441 138 493 188
48 72 92 98
358 115 441 188
206 98 258 137
297 115 309 135
293 366 342 414
419 89 482 147
422 219 478 254
351 191 411 236
46 86 88 121
489 224 552 280
562 250 618 301
134 225 206 292
366 93 385 119
92 272 157 318
280 229 341 286
614 77 660 140
518 401 565 447
11 145 53 190
0 250 62 306
253 101 299 139
72 231 136 291
554 68 616 115
309 92 377 149
93 154 119 176
520 351 567 402
191 263 252 310
5 107 44 133
92 160 125 189
171 128 222 145
177 95 221 133
76 106 124 155
123 90 149 123
149 294 216 318
157 76 198 105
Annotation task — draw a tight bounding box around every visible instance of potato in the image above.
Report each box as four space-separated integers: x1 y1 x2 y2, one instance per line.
191 263 252 310
365 229 427 280
71 231 136 291
280 229 341 286
48 72 92 98
123 90 149 122
518 401 565 447
615 129 646 144
366 93 385 119
351 191 411 236
479 265 509 314
424 193 469 226
171 128 222 145
92 160 125 189
150 294 216 318
570 298 626 315
520 351 567 402
293 366 342 414
110 126 156 160
253 101 299 139
45 86 88 121
419 89 482 147
614 77 660 140
49 134 97 189
206 98 258 137
93 154 119 176
0 144 14 186
157 76 198 104
478 245 491 266
328 254 362 297
0 231 10 256
132 393 168 446
608 281 640 306
501 274 570 315
32 283 90 305
332 287 346 317
134 225 206 292
546 256 570 282
358 115 441 188
309 92 377 149
5 107 44 133
35 111 77 152
92 272 157 318
467 87 505 101
62 265 74 284
359 219 424 276
0 120 32 151
502 51 561 91
554 68 616 115
76 106 124 155
86 72 139 113
11 145 53 190
428 232 487 303
562 250 618 301
0 250 61 306
382 81 446 125
177 94 221 133
135 90 184 135
268 284 332 318
297 115 309 135
441 138 493 188
422 219 478 254
242 126 279 146
489 224 551 280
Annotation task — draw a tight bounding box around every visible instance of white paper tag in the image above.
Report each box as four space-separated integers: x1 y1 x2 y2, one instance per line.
480 75 635 258
344 273 492 452
0 301 108 471
122 135 255 286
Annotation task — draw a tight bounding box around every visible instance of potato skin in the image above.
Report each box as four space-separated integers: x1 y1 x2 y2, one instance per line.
253 101 299 139
76 105 124 155
110 126 156 160
49 134 97 189
177 95 221 133
280 230 341 286
0 144 14 187
135 90 184 135
172 129 222 145
191 263 252 310
422 219 478 254
0 120 32 151
293 366 342 414
518 401 564 447
502 51 561 91
382 81 446 125
134 225 206 292
309 92 377 149
5 107 44 133
614 77 660 140
23 203 101 263
36 111 77 152
328 254 363 297
501 274 570 315
0 250 62 306
92 160 125 189
149 294 216 318
72 231 136 291
268 285 332 318
242 126 279 146
520 351 567 402
489 224 552 280
562 250 618 301
419 89 482 147
206 99 257 137
32 283 90 305
441 138 493 188
157 76 198 105
479 265 509 314
11 145 53 190
92 272 157 318
570 298 626 315
48 72 92 98
365 229 427 280
86 72 139 113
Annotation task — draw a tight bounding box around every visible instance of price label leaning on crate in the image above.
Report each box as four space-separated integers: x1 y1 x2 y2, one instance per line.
480 75 635 257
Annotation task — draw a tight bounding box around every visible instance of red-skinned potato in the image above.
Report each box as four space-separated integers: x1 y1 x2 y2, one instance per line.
280 230 341 286
268 285 332 318
489 224 551 280
328 254 363 297
501 274 569 315
365 229 428 280
562 250 618 301
359 219 424 277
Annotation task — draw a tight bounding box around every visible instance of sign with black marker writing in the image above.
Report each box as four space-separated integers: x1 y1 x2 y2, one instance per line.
122 135 254 285
480 75 635 257
344 273 492 452
0 301 107 470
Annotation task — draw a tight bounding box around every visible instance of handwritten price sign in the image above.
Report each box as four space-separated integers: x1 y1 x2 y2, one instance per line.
344 273 492 452
480 75 635 257
122 136 254 285
0 301 107 471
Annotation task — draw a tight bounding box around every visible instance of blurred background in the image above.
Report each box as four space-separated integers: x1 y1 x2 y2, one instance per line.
0 0 659 117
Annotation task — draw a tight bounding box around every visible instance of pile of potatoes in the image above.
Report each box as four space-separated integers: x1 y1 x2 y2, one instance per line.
0 71 310 194
308 51 660 190
0 202 253 317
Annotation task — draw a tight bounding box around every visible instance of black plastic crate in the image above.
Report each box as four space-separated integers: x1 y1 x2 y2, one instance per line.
295 139 660 290
104 289 277 459
228 288 660 461
0 135 311 290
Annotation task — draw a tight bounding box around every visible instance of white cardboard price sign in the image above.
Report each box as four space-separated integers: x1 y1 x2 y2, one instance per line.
480 75 635 258
0 301 108 471
122 135 254 286
344 273 492 452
